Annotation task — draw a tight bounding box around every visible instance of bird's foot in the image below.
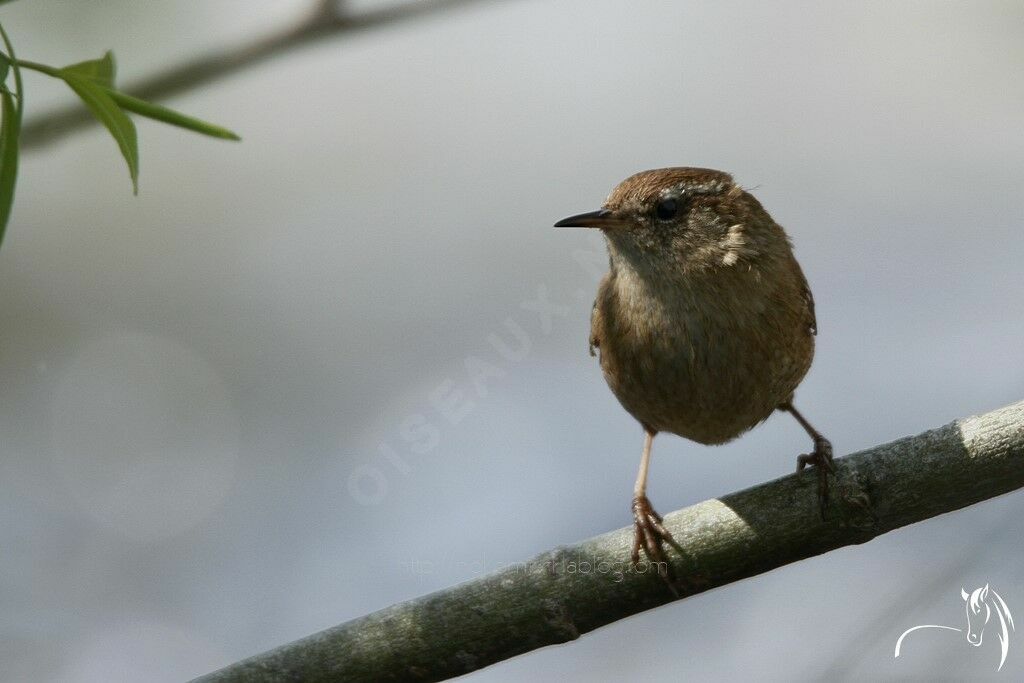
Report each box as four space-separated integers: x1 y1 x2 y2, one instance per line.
631 495 684 597
796 436 834 519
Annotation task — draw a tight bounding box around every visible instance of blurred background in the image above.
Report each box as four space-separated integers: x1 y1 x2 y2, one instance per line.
1 0 1023 680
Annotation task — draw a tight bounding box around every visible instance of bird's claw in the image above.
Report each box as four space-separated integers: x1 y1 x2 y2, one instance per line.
796 436 834 519
630 495 683 597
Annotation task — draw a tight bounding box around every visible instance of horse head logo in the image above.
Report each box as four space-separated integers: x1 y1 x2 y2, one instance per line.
961 584 1014 663
896 584 1016 672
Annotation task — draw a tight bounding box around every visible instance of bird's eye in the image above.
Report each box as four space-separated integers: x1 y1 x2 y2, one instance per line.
654 197 679 221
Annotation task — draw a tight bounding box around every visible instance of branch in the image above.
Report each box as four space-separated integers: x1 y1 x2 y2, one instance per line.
193 399 1024 682
20 0 491 150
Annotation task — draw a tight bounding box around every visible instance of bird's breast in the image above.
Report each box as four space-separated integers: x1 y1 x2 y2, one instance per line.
594 266 813 444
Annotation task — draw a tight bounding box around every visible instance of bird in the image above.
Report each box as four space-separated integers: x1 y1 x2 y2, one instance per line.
554 167 832 582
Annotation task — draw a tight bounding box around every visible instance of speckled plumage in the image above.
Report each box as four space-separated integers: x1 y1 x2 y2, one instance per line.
557 167 830 580
588 168 816 444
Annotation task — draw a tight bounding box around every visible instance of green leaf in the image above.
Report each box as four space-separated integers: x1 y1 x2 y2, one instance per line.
0 53 9 87
62 73 138 193
61 50 116 88
0 87 19 246
0 21 21 248
107 90 240 141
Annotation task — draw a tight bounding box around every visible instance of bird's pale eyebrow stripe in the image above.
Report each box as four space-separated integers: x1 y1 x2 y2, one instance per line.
678 174 734 196
692 180 730 194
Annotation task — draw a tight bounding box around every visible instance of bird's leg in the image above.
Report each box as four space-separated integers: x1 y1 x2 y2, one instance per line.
780 402 834 519
631 430 683 594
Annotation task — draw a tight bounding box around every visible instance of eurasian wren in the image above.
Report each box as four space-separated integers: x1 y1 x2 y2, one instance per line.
555 167 832 582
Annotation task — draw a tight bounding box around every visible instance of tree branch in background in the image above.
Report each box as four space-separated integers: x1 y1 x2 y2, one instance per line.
193 399 1024 682
20 0 492 151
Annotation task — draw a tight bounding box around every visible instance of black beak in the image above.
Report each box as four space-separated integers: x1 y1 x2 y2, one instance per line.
554 209 622 228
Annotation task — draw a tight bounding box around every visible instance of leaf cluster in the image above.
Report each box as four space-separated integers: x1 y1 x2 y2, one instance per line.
0 22 239 248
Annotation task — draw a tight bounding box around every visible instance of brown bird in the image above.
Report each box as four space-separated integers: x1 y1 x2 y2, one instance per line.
555 167 832 579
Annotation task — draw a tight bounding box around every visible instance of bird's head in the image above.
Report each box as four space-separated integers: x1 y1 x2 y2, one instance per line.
555 167 786 274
